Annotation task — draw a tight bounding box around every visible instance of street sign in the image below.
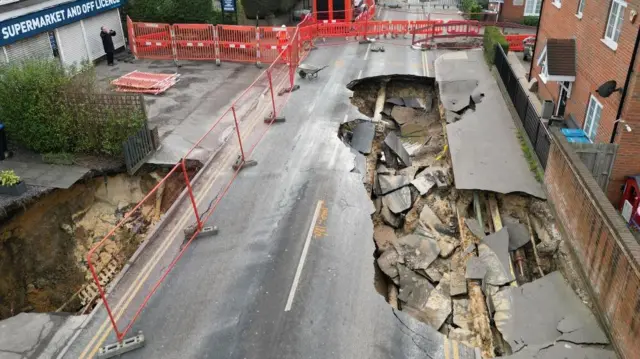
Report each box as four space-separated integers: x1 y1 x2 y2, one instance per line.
222 0 236 13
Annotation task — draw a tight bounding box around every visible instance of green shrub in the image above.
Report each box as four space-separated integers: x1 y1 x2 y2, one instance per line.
0 170 21 186
522 16 539 27
124 0 220 24
483 26 509 65
0 59 145 157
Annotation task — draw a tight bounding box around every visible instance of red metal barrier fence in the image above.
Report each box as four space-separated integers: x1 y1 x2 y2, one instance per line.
94 13 536 347
89 23 308 345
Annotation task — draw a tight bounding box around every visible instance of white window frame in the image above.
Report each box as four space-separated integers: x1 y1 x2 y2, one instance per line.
576 0 586 19
552 0 562 9
561 81 573 98
537 45 549 83
524 0 543 16
584 95 603 142
602 0 627 51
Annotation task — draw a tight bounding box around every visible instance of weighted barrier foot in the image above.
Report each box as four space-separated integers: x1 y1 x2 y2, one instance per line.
183 224 219 240
277 84 300 96
264 116 286 123
231 155 258 171
97 332 145 359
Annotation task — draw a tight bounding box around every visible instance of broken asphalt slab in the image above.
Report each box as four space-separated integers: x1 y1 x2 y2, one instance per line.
378 174 411 195
464 218 485 239
480 228 516 286
382 186 412 213
492 272 609 353
465 256 487 280
504 216 531 251
350 121 375 154
438 80 479 113
411 175 436 195
383 132 412 167
435 50 546 199
393 234 441 271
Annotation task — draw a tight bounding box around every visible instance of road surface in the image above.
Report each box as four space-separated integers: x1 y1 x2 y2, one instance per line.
61 6 478 359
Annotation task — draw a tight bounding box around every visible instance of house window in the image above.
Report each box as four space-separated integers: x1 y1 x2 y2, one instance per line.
603 0 626 50
524 0 542 16
536 45 548 83
552 0 562 9
584 95 603 142
577 0 586 18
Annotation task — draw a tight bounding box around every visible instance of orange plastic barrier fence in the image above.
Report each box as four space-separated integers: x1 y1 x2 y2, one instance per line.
444 20 481 35
505 34 535 52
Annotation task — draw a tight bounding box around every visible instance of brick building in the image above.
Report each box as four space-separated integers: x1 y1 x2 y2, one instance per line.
499 0 542 22
530 0 640 205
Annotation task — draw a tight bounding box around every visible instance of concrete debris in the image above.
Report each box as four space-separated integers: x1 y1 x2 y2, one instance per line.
445 110 461 124
481 228 516 285
465 256 487 280
452 298 472 330
378 175 411 195
374 225 398 252
374 197 382 215
382 103 393 117
386 97 404 106
419 204 445 232
403 205 421 233
504 216 530 251
390 106 423 125
383 132 412 167
397 264 435 304
393 234 441 271
377 249 401 282
449 271 468 296
416 166 450 188
381 205 402 228
377 164 393 175
464 218 485 240
350 121 375 154
449 328 475 345
419 273 452 330
437 235 460 258
411 175 436 195
382 186 412 213
403 97 429 110
494 272 606 352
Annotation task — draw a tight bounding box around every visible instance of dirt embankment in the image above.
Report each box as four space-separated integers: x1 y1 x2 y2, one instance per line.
0 168 193 319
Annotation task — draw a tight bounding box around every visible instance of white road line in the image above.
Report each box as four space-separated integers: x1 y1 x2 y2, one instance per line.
363 43 371 61
357 69 363 79
284 200 324 312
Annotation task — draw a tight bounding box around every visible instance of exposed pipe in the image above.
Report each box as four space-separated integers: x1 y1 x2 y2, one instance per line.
527 0 545 83
610 26 640 143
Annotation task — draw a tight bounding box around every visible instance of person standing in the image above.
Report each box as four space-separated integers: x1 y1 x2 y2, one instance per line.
100 26 116 66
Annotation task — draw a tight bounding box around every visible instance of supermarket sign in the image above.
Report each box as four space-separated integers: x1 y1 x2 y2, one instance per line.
0 0 125 46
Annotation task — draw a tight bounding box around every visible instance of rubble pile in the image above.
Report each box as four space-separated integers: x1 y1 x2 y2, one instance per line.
342 75 608 358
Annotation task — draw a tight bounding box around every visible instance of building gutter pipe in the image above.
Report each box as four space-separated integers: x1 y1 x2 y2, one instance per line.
527 0 545 82
610 25 640 143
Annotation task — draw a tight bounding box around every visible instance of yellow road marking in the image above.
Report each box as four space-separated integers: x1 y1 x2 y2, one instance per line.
444 336 451 359
452 339 460 359
313 203 329 239
79 93 271 359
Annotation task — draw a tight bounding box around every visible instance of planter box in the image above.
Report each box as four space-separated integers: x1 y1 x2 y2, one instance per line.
0 181 27 196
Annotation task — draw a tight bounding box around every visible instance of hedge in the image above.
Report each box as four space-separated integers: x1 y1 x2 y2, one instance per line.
461 0 484 20
124 0 220 24
0 59 144 157
483 26 509 65
522 16 540 27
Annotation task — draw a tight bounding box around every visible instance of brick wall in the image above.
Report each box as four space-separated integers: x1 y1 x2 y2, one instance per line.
608 54 640 204
500 0 525 22
531 0 637 144
545 127 640 359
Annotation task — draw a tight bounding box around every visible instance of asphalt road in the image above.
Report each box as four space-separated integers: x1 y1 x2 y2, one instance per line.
62 7 479 359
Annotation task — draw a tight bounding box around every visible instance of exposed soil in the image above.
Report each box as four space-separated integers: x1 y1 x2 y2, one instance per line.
0 167 194 319
343 74 591 358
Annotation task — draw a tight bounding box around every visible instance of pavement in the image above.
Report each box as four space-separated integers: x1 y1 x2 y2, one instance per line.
96 58 264 165
51 5 489 359
0 160 89 189
436 49 546 199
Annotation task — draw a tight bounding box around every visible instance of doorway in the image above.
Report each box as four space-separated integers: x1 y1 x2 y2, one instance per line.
556 81 572 117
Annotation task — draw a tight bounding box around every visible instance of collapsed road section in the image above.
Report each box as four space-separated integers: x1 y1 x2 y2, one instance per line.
340 50 616 358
